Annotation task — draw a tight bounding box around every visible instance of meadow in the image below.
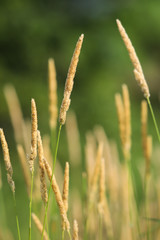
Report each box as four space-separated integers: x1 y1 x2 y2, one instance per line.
1 19 160 240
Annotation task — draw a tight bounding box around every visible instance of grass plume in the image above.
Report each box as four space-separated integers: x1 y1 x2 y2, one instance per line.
59 34 84 125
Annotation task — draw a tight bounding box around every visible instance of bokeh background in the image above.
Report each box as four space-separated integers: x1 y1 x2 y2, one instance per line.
1 0 160 238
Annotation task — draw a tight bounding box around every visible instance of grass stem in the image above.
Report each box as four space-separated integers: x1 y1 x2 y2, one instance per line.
68 230 72 240
46 216 50 240
41 124 62 240
29 170 34 240
147 98 160 143
62 230 64 240
13 193 21 240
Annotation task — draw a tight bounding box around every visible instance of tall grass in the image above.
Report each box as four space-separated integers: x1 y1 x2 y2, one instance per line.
1 21 160 240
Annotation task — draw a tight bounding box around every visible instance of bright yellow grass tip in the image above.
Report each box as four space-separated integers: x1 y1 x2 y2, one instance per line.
48 58 58 130
116 19 150 99
59 34 84 125
62 162 69 212
141 100 148 153
44 158 70 231
37 130 48 205
29 98 38 172
73 220 79 240
0 128 15 193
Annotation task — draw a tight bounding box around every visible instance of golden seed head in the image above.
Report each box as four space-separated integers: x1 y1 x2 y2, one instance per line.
62 162 70 231
44 158 70 231
3 84 24 144
29 98 38 172
73 220 79 240
48 58 58 130
141 100 148 154
59 34 84 125
122 84 131 159
116 19 150 99
116 19 143 74
62 162 69 212
115 93 125 148
133 69 150 98
115 85 131 161
37 131 48 204
141 100 148 125
0 128 15 193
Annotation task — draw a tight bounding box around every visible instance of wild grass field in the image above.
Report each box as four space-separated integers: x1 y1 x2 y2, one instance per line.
1 19 160 240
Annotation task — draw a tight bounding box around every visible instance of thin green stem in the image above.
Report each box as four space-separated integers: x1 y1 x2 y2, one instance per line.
29 170 34 240
147 97 160 143
51 128 57 159
46 216 50 240
41 124 62 240
68 230 72 240
13 193 21 240
62 230 64 240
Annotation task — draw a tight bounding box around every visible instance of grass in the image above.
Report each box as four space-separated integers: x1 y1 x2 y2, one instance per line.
1 21 160 240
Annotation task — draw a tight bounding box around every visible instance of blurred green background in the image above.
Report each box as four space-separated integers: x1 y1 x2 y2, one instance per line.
1 0 160 239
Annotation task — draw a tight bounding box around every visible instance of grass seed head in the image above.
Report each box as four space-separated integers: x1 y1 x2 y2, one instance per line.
37 131 48 205
29 98 38 172
73 220 79 240
44 158 70 231
141 100 148 155
4 84 24 143
62 162 69 212
134 69 150 98
0 128 15 193
48 58 58 130
115 93 125 150
122 84 131 159
59 34 84 125
62 162 70 230
116 19 150 99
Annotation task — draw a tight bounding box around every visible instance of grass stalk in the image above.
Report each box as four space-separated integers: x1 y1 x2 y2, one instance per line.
13 193 21 240
46 217 49 240
41 124 62 240
29 170 34 240
62 230 64 240
51 129 57 158
147 97 160 143
68 230 72 240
